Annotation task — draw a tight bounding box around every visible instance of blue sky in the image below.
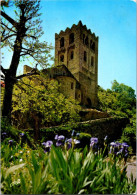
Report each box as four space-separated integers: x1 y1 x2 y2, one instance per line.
2 0 136 91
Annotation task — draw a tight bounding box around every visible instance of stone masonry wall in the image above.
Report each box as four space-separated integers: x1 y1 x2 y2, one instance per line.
40 117 129 147
55 21 99 107
57 76 76 99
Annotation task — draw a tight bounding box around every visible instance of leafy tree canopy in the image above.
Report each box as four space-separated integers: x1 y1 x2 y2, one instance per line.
111 80 136 99
98 80 136 153
98 80 136 119
12 75 81 129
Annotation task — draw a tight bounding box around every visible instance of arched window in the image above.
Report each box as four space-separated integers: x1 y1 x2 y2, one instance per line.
70 51 74 60
84 51 87 62
85 36 89 46
60 37 64 47
69 33 74 44
60 55 64 62
91 56 94 66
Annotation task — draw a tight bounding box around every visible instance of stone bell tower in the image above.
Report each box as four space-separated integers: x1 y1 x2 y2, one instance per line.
55 21 99 107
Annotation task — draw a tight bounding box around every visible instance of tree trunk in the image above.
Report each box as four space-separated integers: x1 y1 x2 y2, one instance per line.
2 71 15 122
2 41 22 122
2 19 26 122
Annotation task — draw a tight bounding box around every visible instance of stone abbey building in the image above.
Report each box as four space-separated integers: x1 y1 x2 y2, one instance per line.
24 21 99 108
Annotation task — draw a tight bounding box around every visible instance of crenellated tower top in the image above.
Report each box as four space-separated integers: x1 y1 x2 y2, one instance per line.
55 20 98 41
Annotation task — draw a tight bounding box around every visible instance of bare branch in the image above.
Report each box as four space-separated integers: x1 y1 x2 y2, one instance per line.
1 33 16 42
16 70 39 80
1 21 16 33
1 11 18 28
21 47 34 52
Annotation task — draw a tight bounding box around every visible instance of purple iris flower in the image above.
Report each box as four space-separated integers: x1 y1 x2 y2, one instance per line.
110 142 117 147
58 135 65 140
56 140 64 147
90 137 98 144
2 132 7 139
116 142 121 146
109 148 112 154
8 140 13 145
55 135 65 147
19 133 25 137
66 138 72 143
65 138 72 149
44 147 51 153
109 141 129 158
90 137 99 152
104 135 108 141
2 132 7 135
66 142 72 150
42 141 53 152
90 141 95 147
116 148 123 155
73 139 80 144
42 142 46 146
121 142 129 148
42 140 53 148
66 138 80 145
54 135 58 140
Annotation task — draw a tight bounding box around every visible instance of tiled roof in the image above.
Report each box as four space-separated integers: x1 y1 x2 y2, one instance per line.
42 65 81 89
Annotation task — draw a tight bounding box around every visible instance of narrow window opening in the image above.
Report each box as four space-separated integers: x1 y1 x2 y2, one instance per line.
92 42 95 51
84 51 87 62
91 56 94 66
60 37 64 47
60 55 64 62
69 33 74 44
71 82 74 89
90 40 93 49
85 36 89 46
83 34 85 44
70 51 74 59
90 40 95 51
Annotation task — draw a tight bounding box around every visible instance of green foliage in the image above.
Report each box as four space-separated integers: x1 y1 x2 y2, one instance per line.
1 142 136 194
98 84 136 118
120 113 136 153
98 80 136 152
111 80 136 99
1 118 18 138
12 75 81 129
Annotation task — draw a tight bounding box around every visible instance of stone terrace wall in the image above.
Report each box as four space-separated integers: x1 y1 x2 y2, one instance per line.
40 117 129 146
80 108 110 121
74 117 129 145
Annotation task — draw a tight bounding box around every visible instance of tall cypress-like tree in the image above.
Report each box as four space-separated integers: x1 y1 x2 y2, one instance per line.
1 0 52 122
